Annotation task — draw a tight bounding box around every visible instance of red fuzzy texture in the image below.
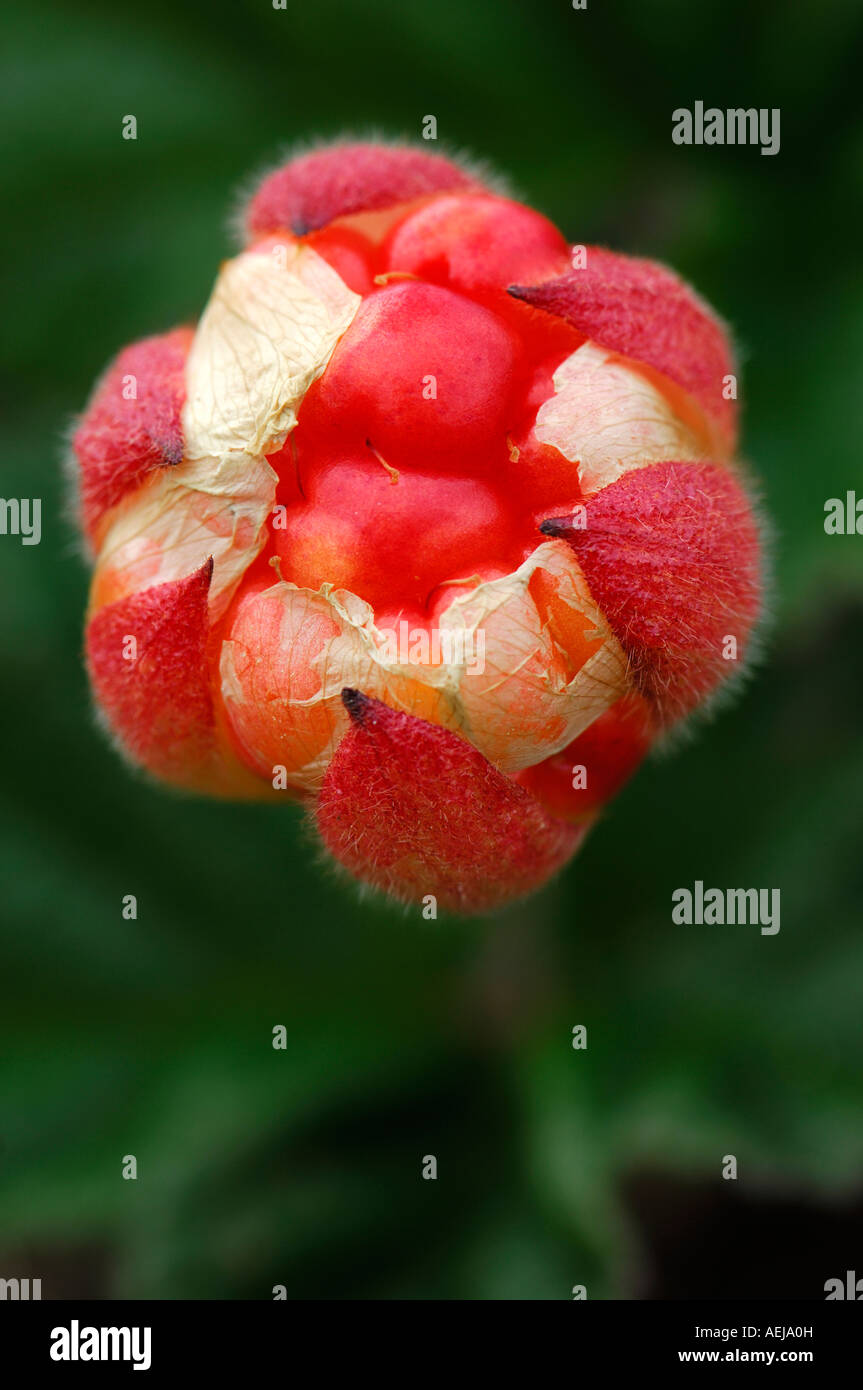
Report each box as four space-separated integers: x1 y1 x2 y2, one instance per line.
73 328 192 544
316 691 583 912
542 461 761 722
246 142 484 239
86 559 215 783
510 248 736 442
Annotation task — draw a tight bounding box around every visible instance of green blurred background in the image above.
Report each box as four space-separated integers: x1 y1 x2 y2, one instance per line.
1 0 862 1299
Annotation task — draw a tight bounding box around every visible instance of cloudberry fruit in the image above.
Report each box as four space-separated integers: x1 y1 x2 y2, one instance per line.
72 139 763 913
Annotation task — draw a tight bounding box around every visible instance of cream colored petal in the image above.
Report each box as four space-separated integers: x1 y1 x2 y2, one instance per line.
219 582 467 791
182 244 361 460
90 453 277 620
218 543 628 793
533 340 707 496
438 542 628 771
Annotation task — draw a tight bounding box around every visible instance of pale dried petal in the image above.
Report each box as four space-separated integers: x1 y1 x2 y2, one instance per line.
534 340 708 496
438 541 628 770
219 543 628 791
182 244 361 460
90 453 277 620
220 582 466 791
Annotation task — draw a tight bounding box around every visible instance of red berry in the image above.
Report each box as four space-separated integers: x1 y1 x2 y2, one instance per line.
273 455 513 611
301 280 521 470
515 694 654 821
72 141 765 912
383 192 569 298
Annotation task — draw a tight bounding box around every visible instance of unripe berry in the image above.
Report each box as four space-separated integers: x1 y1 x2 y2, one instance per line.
71 139 764 913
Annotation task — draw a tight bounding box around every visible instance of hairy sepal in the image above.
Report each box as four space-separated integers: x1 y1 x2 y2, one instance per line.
315 691 584 913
